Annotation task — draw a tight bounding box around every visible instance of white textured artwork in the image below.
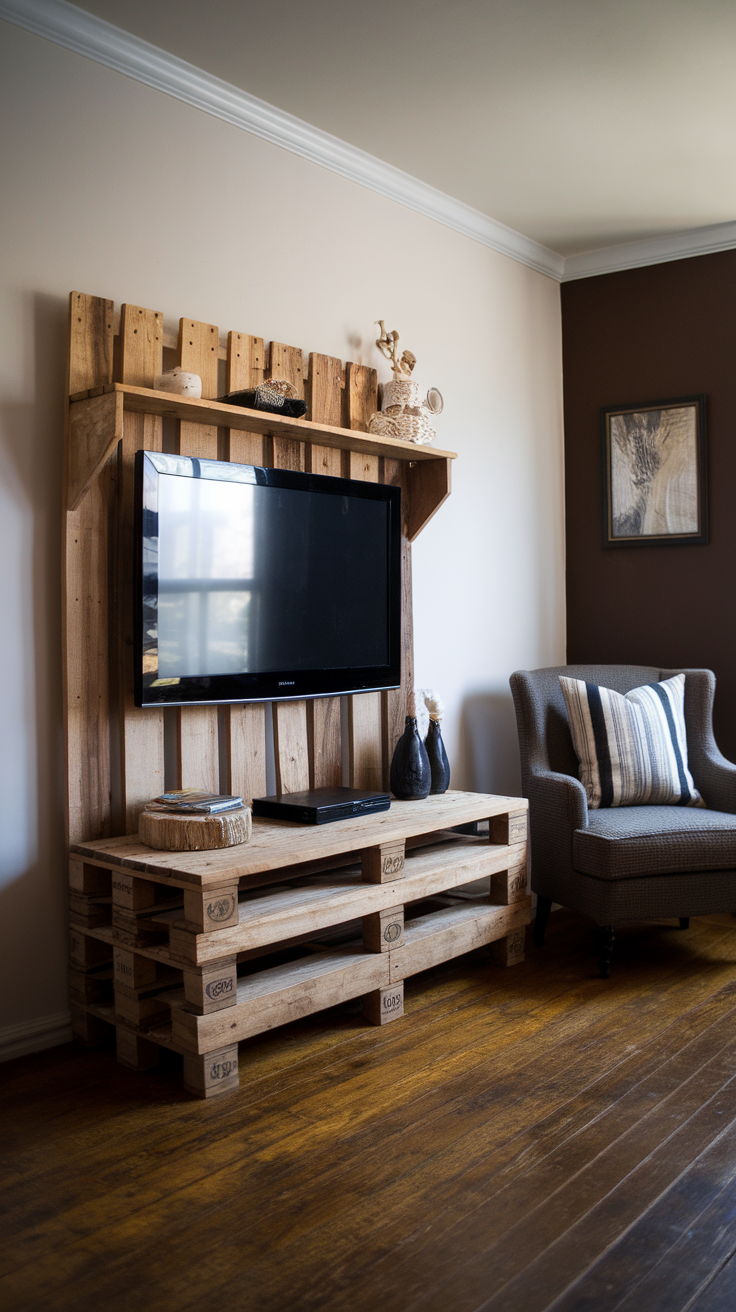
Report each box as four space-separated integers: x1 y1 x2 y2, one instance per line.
609 404 699 538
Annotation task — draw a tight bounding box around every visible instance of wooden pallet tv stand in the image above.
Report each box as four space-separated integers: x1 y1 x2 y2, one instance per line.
62 292 531 1098
70 792 529 1097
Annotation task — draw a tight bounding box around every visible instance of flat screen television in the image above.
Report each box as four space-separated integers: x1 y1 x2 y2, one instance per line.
135 450 402 707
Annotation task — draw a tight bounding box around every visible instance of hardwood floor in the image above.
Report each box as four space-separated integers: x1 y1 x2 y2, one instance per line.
5 910 736 1311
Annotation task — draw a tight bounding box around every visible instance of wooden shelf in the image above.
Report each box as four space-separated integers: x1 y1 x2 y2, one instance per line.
71 791 527 889
171 895 531 1055
148 839 519 967
67 383 455 538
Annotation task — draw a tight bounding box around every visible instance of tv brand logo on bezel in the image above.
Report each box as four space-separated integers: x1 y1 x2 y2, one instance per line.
278 681 295 686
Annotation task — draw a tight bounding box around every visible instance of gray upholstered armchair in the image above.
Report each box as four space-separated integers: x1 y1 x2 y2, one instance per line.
510 665 736 976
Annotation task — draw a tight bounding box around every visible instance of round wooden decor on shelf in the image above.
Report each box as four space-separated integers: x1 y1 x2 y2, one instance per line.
138 806 252 852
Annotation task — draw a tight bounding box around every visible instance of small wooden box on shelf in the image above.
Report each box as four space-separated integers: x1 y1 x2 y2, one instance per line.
69 791 530 1097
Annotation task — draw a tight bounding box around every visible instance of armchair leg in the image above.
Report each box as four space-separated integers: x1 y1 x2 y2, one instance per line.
596 925 615 979
679 917 690 930
534 897 552 947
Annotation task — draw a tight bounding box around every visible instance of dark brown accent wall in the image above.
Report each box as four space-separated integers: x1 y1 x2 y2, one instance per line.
562 249 736 758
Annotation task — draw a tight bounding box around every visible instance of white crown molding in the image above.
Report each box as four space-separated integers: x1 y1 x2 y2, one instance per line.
4 0 736 283
0 0 565 280
0 1010 72 1062
562 220 736 281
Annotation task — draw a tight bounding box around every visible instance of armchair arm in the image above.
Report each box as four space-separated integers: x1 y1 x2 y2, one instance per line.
675 668 736 814
692 748 736 815
526 769 588 901
530 769 589 832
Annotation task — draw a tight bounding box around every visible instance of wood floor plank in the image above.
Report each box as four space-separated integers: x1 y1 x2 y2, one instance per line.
560 1125 736 1312
4 913 736 1312
690 1254 736 1311
2 922 720 1264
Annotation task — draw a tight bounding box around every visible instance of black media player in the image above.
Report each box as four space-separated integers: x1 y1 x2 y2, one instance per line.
252 786 391 825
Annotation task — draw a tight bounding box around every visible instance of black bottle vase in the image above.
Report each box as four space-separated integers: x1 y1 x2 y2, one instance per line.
390 716 431 800
426 719 451 794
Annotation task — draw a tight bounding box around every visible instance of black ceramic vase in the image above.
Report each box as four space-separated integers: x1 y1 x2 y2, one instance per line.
426 719 451 794
390 716 431 800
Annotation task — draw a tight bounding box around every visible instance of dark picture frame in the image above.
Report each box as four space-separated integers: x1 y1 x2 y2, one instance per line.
600 394 707 548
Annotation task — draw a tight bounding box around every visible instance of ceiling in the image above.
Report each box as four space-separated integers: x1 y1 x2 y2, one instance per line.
61 0 736 256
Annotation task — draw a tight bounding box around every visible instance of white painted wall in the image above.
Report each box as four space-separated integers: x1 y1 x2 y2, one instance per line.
0 21 565 1055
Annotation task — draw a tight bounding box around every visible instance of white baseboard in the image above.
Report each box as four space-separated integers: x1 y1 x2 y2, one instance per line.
0 1010 73 1062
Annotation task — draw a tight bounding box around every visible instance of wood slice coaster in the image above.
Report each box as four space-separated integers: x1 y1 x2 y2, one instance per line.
138 807 252 852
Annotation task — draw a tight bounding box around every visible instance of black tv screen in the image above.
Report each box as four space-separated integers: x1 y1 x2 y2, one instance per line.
135 451 402 707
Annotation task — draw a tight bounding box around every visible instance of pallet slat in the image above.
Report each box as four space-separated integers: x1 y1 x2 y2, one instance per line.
223 330 268 805
116 303 165 833
174 317 221 794
157 842 526 966
305 351 344 790
64 293 115 844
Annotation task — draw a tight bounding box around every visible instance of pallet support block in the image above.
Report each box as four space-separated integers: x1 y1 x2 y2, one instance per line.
183 1045 240 1098
364 981 405 1025
491 928 526 967
183 958 238 1013
363 905 405 953
69 928 112 970
490 855 528 905
69 859 111 895
113 948 158 990
362 840 405 884
183 886 240 932
112 872 158 911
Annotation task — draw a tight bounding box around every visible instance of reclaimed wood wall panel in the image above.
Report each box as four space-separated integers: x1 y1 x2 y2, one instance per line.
270 342 310 793
305 352 344 790
223 330 267 805
116 303 165 832
64 294 115 844
173 318 221 795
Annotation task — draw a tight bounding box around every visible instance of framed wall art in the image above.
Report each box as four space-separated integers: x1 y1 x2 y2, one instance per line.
600 394 707 548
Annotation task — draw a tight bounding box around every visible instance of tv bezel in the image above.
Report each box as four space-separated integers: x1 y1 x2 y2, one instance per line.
134 450 402 708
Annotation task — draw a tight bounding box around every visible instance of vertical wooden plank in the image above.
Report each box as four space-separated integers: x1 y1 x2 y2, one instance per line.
269 343 310 793
382 457 413 789
117 303 165 833
64 292 115 844
273 700 310 794
305 352 344 789
227 332 265 466
344 362 385 790
223 331 267 806
343 362 377 434
173 318 220 794
268 342 305 470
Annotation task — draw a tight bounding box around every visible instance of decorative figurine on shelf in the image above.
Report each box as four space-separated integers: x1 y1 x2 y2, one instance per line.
421 689 451 794
368 320 443 446
154 367 202 397
221 378 307 418
390 690 431 800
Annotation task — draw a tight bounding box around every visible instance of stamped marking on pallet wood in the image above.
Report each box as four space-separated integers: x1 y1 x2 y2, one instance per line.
207 895 236 923
182 1043 240 1096
364 980 405 1025
492 927 527 967
113 948 157 989
363 905 405 953
362 839 406 884
491 864 528 905
183 886 240 932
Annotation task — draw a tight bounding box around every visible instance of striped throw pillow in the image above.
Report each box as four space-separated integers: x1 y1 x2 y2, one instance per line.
559 673 704 810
